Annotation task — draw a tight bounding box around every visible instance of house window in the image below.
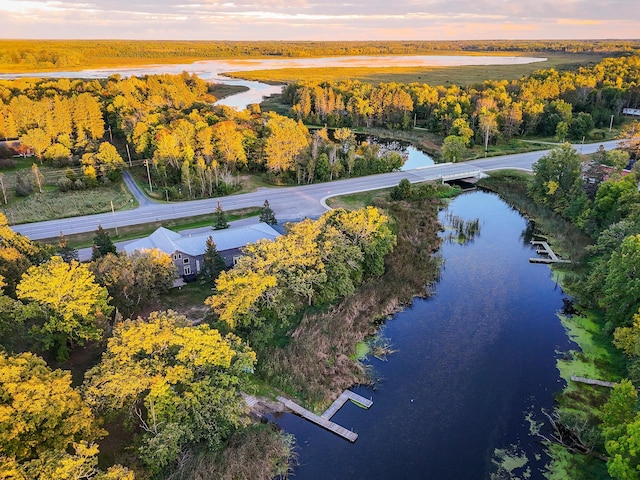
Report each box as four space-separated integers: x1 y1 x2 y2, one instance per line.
183 258 190 264
184 265 191 276
173 253 181 260
233 255 241 266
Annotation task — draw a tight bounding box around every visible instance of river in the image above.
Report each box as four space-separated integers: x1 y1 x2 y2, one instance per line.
269 191 573 479
0 54 545 111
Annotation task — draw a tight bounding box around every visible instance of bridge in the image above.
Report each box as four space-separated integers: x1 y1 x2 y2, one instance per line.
438 169 484 184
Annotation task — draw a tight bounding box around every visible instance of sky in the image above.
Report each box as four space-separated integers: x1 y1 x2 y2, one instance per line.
0 0 638 41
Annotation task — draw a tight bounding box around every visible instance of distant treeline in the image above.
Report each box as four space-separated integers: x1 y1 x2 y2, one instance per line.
1 39 640 71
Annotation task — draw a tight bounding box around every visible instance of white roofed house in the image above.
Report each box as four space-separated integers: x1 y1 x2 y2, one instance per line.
123 223 280 281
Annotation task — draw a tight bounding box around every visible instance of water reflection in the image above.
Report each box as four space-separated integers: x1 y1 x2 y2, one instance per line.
272 191 573 479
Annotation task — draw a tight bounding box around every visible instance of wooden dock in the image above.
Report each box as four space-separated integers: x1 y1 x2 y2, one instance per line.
530 241 571 264
321 390 373 420
571 376 616 388
277 389 373 442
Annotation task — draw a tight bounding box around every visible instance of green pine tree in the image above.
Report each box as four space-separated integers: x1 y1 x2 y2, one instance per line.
91 224 116 260
212 201 229 230
259 199 278 225
200 236 226 283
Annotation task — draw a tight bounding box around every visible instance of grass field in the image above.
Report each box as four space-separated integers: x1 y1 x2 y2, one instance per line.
224 52 607 86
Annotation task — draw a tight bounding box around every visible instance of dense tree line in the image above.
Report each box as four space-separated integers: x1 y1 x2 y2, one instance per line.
2 39 639 71
486 123 640 478
284 54 640 153
207 206 396 348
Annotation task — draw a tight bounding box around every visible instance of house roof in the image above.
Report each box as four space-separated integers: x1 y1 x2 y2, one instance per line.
123 223 280 257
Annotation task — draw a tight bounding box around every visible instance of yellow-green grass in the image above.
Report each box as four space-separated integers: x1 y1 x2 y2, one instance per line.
326 187 392 210
2 181 136 225
209 83 249 100
224 52 608 86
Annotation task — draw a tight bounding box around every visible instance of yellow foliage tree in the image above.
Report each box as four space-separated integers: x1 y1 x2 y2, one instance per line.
16 256 112 349
0 352 101 463
207 270 277 329
264 112 309 174
84 310 256 472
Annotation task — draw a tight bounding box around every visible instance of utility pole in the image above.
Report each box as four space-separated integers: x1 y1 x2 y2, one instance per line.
110 200 118 236
126 144 132 167
484 125 490 158
609 114 615 132
144 159 153 192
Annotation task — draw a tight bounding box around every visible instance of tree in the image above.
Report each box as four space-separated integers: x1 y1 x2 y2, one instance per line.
212 120 247 170
57 232 78 264
569 112 594 140
16 256 112 352
91 249 177 316
602 234 640 328
529 143 587 221
259 199 278 225
84 311 256 473
83 142 126 183
31 163 44 193
91 224 116 260
605 414 640 479
0 212 49 298
213 201 229 230
590 175 640 231
0 352 100 463
264 113 310 175
391 178 412 200
200 236 226 284
19 128 50 161
441 135 467 163
620 121 640 160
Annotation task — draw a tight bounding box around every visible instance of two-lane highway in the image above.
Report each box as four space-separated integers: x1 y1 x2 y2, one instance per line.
12 140 623 241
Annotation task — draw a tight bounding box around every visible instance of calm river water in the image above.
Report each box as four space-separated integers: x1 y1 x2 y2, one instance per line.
270 191 574 479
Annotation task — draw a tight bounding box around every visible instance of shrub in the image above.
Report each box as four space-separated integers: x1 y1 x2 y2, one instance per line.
56 176 73 192
15 176 33 196
0 158 17 169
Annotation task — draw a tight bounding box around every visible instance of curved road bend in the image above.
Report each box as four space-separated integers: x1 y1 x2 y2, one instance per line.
13 140 623 241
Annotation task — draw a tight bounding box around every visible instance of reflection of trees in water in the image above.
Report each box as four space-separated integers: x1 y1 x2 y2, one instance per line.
520 220 537 245
443 212 481 244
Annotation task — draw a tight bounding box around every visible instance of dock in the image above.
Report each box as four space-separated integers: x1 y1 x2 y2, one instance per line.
321 390 373 420
571 376 616 388
277 389 373 442
529 241 571 264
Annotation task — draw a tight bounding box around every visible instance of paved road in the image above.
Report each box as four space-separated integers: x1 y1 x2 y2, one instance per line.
13 140 623 241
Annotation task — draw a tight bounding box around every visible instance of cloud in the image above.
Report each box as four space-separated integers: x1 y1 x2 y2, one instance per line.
0 0 637 39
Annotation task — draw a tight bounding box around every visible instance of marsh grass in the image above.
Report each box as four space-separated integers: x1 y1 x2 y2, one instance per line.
164 425 295 480
225 53 608 86
260 193 444 410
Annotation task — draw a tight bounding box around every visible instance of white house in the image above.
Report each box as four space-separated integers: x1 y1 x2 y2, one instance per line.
123 223 280 280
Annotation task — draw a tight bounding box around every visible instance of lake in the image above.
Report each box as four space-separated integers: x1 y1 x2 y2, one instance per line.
0 54 546 111
269 191 573 479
